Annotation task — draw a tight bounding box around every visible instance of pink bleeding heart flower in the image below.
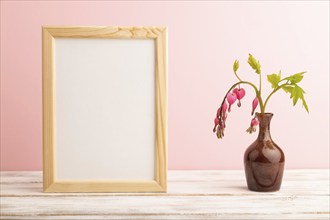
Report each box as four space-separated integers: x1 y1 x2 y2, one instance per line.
222 113 227 126
226 92 237 112
233 88 246 107
251 97 259 115
216 102 228 119
216 119 225 139
251 118 259 126
214 101 228 136
246 118 259 134
233 88 246 99
213 117 219 132
213 105 227 138
222 101 228 113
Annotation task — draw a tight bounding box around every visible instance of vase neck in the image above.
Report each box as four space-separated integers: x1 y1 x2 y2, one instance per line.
256 113 273 141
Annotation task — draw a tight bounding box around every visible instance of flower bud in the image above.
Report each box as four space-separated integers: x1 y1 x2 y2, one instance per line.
250 118 259 127
246 118 259 134
226 92 237 112
216 122 225 139
213 117 219 132
251 97 259 115
222 112 227 122
222 102 228 113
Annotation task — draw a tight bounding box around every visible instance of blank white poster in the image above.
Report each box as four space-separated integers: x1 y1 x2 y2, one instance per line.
55 38 155 180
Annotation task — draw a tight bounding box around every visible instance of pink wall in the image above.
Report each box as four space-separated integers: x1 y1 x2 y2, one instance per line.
1 1 329 171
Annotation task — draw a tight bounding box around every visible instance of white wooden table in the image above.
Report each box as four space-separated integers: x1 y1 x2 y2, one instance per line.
0 170 329 219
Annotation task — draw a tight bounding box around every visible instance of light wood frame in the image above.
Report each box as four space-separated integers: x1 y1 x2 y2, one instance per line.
42 26 167 193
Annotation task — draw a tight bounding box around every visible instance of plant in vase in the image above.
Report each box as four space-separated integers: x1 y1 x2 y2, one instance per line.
213 54 308 192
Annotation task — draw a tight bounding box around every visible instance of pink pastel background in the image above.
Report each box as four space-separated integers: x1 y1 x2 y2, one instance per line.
1 1 329 171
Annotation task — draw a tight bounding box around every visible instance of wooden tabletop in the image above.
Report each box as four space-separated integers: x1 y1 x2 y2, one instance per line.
1 170 329 219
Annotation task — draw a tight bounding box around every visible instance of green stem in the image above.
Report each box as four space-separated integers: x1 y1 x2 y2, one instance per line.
234 71 242 82
259 73 262 96
263 83 289 111
220 81 264 113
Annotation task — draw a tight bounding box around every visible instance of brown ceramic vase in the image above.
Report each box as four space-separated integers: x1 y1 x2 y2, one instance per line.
244 113 285 192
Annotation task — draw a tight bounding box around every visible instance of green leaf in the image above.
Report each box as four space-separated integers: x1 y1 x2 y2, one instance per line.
286 72 306 84
247 54 261 74
295 85 309 113
292 86 300 105
233 60 239 73
267 72 281 89
284 84 309 113
282 85 293 93
302 98 309 113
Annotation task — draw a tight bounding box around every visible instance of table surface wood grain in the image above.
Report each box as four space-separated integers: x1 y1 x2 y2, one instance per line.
0 170 329 220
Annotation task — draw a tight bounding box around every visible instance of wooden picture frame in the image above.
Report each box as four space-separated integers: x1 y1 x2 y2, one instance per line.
42 26 167 192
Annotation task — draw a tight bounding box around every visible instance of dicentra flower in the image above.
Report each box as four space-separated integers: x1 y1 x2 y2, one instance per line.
222 102 228 114
246 117 259 134
226 92 237 112
233 88 246 107
251 97 259 116
213 117 219 132
216 119 225 138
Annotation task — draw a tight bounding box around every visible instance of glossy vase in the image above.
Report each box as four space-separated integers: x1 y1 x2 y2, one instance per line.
244 113 285 192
